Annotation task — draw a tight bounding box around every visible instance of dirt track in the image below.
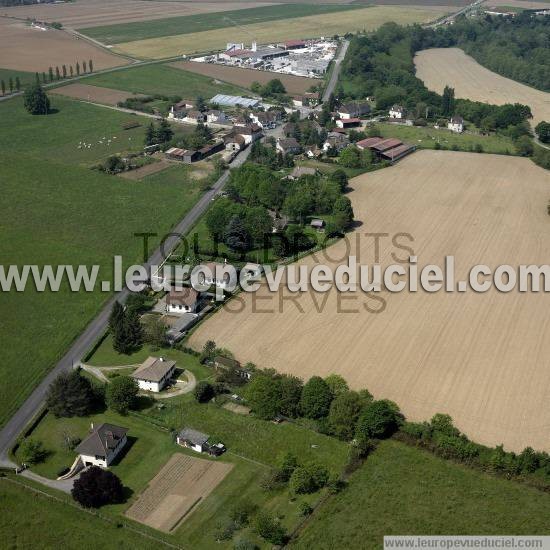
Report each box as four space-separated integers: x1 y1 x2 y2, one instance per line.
190 150 550 453
414 48 550 126
171 61 316 95
0 18 127 72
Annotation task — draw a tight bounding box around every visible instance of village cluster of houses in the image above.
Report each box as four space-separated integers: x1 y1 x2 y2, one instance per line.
389 104 465 133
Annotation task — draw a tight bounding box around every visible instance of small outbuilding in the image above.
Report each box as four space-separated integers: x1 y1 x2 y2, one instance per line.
177 427 226 456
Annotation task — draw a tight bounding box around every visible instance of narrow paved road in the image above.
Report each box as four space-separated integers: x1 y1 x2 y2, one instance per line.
322 39 349 103
0 146 251 467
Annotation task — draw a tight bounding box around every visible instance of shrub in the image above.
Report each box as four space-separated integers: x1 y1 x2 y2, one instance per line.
289 462 329 494
355 400 401 440
106 375 138 414
19 439 48 465
194 381 215 403
71 466 124 508
255 511 286 545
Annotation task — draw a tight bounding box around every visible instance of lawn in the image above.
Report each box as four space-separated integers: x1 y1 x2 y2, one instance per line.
86 338 212 381
292 440 550 549
85 64 249 99
78 3 363 45
0 479 158 550
376 122 517 155
0 96 210 428
0 68 36 89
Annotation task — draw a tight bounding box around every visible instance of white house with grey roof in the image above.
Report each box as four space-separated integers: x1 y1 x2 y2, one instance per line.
131 356 176 392
75 423 128 468
177 428 210 453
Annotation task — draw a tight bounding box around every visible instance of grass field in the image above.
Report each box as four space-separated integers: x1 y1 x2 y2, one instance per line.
292 440 550 549
84 64 248 98
376 122 517 154
114 6 449 59
0 479 158 550
189 150 550 453
0 96 210 428
415 48 550 126
0 67 35 89
78 3 364 44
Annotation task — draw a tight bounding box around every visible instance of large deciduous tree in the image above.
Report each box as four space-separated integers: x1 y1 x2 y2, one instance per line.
46 371 96 417
72 466 124 508
23 83 50 115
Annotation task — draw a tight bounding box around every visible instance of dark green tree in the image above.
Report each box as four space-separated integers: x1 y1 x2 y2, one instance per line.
330 169 348 192
289 462 329 494
55 66 60 81
23 83 50 115
355 400 401 440
35 72 40 84
194 381 215 403
83 60 87 73
19 439 48 465
62 65 67 78
328 391 366 440
1 80 5 95
255 511 286 545
144 122 156 146
195 95 206 112
15 76 21 91
125 309 143 351
8 77 13 93
69 65 74 77
46 370 96 417
76 61 80 76
72 466 124 508
442 85 455 117
42 72 47 84
106 375 138 414
156 118 173 143
245 372 281 420
224 215 250 252
535 121 550 144
89 59 93 73
300 376 333 419
48 67 54 82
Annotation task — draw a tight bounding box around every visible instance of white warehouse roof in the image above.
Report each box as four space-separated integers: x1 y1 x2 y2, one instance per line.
210 94 260 108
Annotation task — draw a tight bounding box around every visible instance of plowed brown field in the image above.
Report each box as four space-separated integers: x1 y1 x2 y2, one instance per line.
190 151 550 453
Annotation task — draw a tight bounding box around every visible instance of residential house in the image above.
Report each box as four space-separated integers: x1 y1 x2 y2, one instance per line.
224 132 246 152
168 100 194 120
448 115 464 133
323 131 350 152
250 111 279 129
288 166 317 180
176 428 226 456
292 92 319 108
214 356 252 380
235 123 263 145
336 118 361 129
206 110 229 124
75 423 128 468
200 261 232 289
166 288 199 314
131 356 177 392
337 101 370 119
241 263 262 281
184 111 206 124
304 145 322 158
276 137 301 155
233 114 252 127
389 105 405 119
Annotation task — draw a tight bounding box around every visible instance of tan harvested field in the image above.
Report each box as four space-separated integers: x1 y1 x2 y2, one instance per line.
171 61 316 95
485 0 550 8
125 453 233 532
190 151 550 453
114 6 449 58
0 0 270 28
0 18 127 72
51 83 142 105
415 48 550 126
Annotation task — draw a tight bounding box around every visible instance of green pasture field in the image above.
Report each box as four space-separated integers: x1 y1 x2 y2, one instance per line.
376 122 518 155
0 68 36 90
0 96 209 429
292 439 550 549
84 64 248 99
78 3 363 45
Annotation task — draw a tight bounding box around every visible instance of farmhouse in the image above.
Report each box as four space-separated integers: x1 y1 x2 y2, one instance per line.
132 356 177 392
250 111 280 129
206 110 229 124
176 428 226 456
389 105 405 119
236 123 263 145
184 111 206 124
75 423 128 468
336 118 361 129
277 137 301 155
337 101 370 119
323 132 350 152
293 92 319 108
166 288 199 314
223 132 246 152
448 115 464 133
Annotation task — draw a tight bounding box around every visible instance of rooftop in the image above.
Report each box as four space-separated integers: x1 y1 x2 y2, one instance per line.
132 356 176 383
75 423 128 458
167 287 199 307
178 427 209 446
210 94 260 108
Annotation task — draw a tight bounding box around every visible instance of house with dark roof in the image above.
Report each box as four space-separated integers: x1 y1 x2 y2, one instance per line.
389 105 405 119
224 131 246 152
75 423 128 468
337 101 370 119
276 137 301 155
132 356 176 392
323 131 349 152
448 115 464 133
214 356 252 380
